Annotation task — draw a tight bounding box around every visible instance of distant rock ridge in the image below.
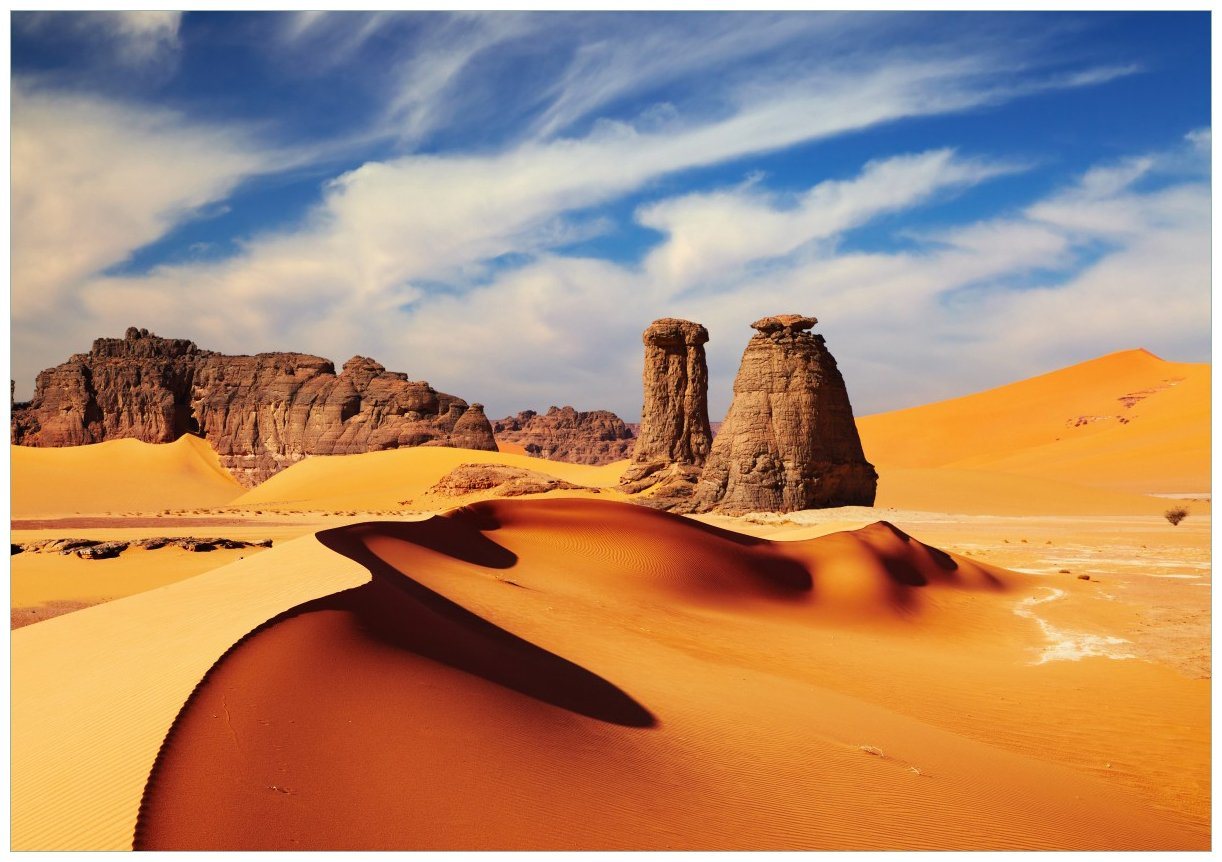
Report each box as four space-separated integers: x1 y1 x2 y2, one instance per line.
491 406 635 465
11 326 497 486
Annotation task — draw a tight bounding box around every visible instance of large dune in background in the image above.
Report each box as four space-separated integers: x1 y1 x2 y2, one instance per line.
11 436 244 517
858 349 1209 496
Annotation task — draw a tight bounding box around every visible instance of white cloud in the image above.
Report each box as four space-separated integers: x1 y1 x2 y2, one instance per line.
12 15 1203 420
104 12 182 66
638 149 1024 291
374 142 1209 421
10 82 277 391
50 53 1043 375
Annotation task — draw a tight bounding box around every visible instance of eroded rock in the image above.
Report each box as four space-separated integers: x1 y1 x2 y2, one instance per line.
429 463 589 498
687 314 877 514
12 328 497 486
492 406 634 465
620 318 713 507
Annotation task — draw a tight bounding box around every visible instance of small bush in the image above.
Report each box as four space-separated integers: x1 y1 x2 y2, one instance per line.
1165 506 1189 526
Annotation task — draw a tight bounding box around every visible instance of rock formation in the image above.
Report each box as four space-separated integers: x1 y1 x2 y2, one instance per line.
688 315 877 514
492 406 635 465
11 327 497 486
428 463 592 498
15 536 274 559
619 318 713 507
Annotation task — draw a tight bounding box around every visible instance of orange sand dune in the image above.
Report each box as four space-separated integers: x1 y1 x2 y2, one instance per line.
858 349 1210 495
875 466 1182 516
11 436 244 517
133 499 1205 850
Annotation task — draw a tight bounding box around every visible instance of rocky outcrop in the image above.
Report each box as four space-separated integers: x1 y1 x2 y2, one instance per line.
11 327 497 486
492 406 634 465
687 315 877 514
429 463 591 498
619 319 713 507
15 536 274 559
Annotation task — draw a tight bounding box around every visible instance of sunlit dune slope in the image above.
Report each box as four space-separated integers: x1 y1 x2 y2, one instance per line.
131 499 1203 850
11 436 244 516
10 535 370 851
875 466 1178 516
858 349 1209 495
233 446 629 511
496 440 529 456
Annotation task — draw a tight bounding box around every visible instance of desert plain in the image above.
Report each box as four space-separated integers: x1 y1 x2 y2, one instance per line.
9 345 1210 851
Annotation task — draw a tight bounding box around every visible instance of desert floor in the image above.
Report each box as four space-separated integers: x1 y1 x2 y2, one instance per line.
11 458 1210 850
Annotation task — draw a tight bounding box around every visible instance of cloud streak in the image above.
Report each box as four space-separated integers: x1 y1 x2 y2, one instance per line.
10 13 1207 420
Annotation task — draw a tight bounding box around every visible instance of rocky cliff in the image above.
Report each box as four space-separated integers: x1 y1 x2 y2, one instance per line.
687 315 877 513
491 406 634 465
11 327 498 486
619 318 713 507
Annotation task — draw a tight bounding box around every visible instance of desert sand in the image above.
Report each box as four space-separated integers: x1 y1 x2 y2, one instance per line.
859 348 1210 496
9 349 1210 851
12 435 244 518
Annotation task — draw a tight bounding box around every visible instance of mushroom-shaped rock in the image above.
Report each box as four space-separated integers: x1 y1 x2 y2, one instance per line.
620 318 713 506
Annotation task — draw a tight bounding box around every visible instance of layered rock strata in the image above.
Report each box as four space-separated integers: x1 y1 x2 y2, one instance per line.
11 327 497 486
687 315 877 514
492 406 634 465
619 318 713 507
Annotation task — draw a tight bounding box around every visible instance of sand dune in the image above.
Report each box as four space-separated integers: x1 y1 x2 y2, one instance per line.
858 349 1209 496
11 435 244 517
233 446 629 511
874 465 1181 516
124 499 1205 850
10 534 370 851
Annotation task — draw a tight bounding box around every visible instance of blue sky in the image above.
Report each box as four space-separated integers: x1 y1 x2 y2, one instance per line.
10 11 1211 420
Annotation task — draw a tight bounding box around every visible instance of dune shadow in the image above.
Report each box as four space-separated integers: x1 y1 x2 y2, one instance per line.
316 521 656 728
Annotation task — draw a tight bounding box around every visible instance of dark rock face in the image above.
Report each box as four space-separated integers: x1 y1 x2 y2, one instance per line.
688 315 877 514
619 319 713 506
491 406 634 465
16 536 275 559
11 327 497 487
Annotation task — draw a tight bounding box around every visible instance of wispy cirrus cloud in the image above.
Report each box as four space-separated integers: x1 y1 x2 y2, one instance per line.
9 13 1206 418
11 81 269 320
37 46 1080 371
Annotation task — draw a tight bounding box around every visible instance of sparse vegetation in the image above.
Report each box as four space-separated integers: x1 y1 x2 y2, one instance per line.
1164 506 1189 526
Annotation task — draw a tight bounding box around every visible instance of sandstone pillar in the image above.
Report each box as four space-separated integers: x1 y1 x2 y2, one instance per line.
619 318 712 505
689 314 877 514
